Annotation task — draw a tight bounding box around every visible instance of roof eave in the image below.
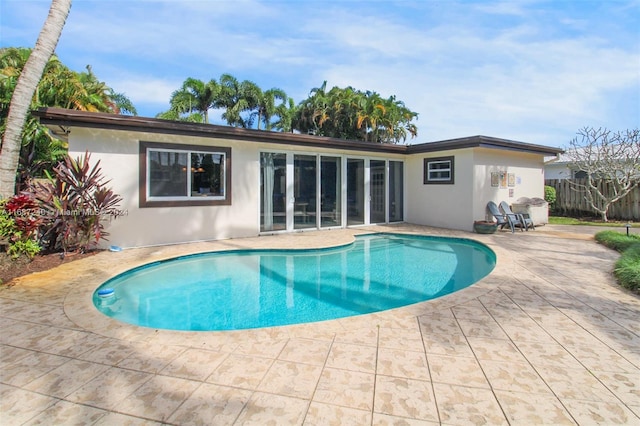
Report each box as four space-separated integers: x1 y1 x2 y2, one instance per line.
33 108 565 157
408 135 564 156
33 107 407 154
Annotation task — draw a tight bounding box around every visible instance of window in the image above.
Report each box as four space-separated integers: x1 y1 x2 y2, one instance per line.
424 156 454 184
573 170 588 179
140 142 231 207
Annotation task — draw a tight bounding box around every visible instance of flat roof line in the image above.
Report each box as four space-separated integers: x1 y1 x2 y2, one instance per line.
33 107 564 156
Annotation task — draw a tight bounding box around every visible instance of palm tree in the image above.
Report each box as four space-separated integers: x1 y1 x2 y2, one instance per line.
294 81 330 135
1 0 72 198
168 77 219 123
294 83 418 143
108 89 137 115
218 74 261 128
273 97 296 133
253 88 287 130
155 109 205 123
1 47 137 190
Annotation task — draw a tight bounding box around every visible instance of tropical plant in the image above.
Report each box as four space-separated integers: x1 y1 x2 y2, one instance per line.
155 109 205 123
0 194 42 258
218 74 261 128
565 127 640 222
1 47 137 192
293 82 419 143
165 77 219 123
32 152 123 253
252 88 287 130
273 97 297 133
159 74 291 130
108 88 138 116
0 0 72 199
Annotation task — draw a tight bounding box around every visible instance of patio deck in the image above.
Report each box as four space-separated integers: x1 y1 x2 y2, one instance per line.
1 224 638 425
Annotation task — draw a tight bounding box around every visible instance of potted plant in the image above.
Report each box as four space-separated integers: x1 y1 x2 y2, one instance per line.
473 220 498 234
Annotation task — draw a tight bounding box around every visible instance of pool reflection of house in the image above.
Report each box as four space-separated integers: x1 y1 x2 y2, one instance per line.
35 107 563 248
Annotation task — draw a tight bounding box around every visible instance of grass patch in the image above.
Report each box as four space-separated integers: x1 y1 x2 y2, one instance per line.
614 245 640 293
595 230 640 293
549 216 639 227
595 231 640 251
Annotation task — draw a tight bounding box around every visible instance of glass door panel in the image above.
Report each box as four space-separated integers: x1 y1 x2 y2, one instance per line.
347 159 365 225
260 152 286 232
320 156 341 228
294 155 317 230
370 160 386 224
389 161 404 222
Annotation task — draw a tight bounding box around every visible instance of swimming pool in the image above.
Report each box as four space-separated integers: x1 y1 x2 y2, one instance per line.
94 233 495 331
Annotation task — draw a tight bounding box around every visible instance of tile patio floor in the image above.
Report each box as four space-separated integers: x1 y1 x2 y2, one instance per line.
1 224 639 425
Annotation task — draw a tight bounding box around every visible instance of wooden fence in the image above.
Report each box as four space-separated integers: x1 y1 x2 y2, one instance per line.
545 179 640 221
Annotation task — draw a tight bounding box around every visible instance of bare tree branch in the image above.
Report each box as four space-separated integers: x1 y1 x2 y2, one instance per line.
565 127 640 221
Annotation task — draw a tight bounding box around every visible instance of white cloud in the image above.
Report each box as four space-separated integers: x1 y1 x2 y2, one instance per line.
109 76 178 108
2 0 637 146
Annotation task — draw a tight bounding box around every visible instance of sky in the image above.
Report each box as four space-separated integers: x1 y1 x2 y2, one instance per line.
1 0 639 147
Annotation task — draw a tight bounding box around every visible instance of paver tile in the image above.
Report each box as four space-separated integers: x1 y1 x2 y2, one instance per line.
374 375 438 422
433 382 508 425
167 383 251 425
115 375 200 421
313 367 375 411
258 360 323 398
304 402 372 425
234 392 309 425
427 354 490 389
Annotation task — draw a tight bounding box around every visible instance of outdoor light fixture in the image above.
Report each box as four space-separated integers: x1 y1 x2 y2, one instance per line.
625 223 631 236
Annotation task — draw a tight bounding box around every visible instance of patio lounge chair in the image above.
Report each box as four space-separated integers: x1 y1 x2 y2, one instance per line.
486 201 524 233
500 201 535 231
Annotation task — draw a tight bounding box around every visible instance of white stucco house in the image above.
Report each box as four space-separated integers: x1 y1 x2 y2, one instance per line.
544 151 579 180
35 107 563 248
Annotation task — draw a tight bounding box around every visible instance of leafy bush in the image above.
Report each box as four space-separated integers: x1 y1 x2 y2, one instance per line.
595 230 640 252
0 195 42 259
544 185 556 207
595 230 640 293
33 152 123 253
614 244 640 292
7 239 41 259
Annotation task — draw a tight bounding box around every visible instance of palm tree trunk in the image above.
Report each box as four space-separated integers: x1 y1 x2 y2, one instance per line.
0 0 72 199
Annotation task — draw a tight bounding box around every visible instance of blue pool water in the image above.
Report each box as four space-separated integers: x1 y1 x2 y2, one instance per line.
94 233 495 331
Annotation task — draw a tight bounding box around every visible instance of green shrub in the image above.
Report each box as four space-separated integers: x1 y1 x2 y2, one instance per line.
544 185 556 206
0 196 42 259
33 152 123 253
595 231 640 252
614 244 640 292
595 231 640 293
7 238 41 259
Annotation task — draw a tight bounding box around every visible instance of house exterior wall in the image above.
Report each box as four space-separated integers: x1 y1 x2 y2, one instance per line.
68 128 262 248
472 148 546 222
405 147 546 232
544 162 572 179
67 126 550 246
68 128 405 248
405 149 475 231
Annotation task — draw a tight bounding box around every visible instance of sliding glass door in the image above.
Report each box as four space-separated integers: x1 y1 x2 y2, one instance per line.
260 153 286 232
389 161 404 222
294 155 317 230
370 160 386 223
347 159 365 225
261 152 402 232
320 156 342 228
